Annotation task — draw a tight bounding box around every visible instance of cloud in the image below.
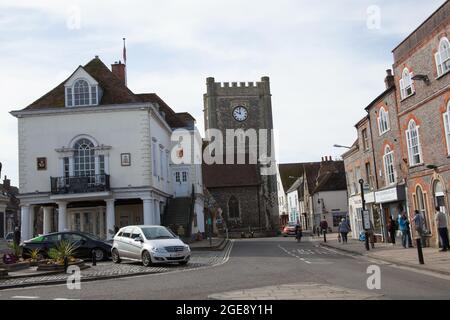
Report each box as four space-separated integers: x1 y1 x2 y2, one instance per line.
0 0 445 185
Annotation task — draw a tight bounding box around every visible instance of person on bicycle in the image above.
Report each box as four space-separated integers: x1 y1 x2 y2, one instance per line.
295 224 303 242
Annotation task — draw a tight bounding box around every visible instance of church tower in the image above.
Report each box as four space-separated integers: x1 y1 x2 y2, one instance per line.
203 77 279 233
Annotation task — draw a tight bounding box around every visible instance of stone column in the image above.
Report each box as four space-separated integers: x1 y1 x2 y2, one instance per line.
43 206 53 235
142 198 154 225
155 200 161 225
29 206 35 238
57 201 67 231
20 205 30 241
106 199 115 240
92 211 98 236
98 207 105 239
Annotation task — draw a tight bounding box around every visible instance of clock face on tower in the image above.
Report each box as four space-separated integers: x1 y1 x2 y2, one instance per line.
232 106 248 122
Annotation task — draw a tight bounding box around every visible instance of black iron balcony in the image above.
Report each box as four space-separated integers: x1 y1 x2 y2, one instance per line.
50 174 110 195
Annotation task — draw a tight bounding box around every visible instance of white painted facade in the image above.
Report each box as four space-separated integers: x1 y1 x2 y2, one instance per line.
312 190 348 233
276 166 288 222
286 190 300 224
11 63 205 240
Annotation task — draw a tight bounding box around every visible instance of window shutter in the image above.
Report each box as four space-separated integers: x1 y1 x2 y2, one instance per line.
409 72 415 94
406 130 412 165
435 52 443 77
444 112 450 155
416 126 422 164
399 79 405 99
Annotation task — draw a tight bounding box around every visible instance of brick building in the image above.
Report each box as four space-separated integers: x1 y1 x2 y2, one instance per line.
365 70 407 241
342 117 378 240
342 1 450 247
392 1 450 246
0 176 20 239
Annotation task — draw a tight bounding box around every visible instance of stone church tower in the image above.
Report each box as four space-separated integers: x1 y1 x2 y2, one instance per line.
202 77 279 234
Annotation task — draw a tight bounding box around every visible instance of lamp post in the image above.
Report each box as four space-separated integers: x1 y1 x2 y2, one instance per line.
359 179 370 251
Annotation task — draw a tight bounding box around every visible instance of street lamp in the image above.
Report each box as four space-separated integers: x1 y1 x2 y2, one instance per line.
333 144 352 149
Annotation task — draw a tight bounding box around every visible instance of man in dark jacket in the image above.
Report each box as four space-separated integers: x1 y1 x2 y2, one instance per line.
13 227 21 246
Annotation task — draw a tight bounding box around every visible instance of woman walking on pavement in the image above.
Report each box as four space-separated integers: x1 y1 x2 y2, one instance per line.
338 218 351 244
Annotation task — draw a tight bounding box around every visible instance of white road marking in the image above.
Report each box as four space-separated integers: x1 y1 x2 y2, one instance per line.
11 296 39 299
278 245 312 264
53 298 80 300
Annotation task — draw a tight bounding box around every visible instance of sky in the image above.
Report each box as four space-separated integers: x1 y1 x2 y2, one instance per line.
0 0 446 186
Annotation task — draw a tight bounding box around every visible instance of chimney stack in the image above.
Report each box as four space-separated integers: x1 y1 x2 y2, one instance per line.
384 69 395 89
112 61 126 86
3 175 10 189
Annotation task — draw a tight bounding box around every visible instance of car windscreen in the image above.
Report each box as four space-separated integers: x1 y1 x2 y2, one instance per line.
141 227 176 240
82 233 102 241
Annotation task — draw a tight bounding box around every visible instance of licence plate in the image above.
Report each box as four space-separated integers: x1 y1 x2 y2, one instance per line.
171 252 183 257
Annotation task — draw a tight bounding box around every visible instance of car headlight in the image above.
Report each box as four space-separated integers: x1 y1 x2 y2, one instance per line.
184 245 190 252
150 247 166 253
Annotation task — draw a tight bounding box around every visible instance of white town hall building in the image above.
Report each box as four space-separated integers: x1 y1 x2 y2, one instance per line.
11 56 205 240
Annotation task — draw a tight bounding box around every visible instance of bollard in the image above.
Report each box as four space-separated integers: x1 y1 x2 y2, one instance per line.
416 238 425 265
365 232 370 251
64 256 68 273
92 250 97 266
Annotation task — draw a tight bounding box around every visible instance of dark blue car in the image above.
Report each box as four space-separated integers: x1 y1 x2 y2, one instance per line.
22 231 112 261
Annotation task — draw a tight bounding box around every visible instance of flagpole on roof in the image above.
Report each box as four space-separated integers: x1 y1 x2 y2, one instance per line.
123 37 127 86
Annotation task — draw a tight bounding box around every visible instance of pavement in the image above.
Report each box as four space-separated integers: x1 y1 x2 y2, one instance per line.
318 233 450 276
188 237 228 251
1 237 450 300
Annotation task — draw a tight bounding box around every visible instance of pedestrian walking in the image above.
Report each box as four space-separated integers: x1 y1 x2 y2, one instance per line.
435 206 449 252
320 219 328 235
413 210 426 247
405 214 413 248
387 216 397 245
398 213 413 248
13 227 21 246
295 224 303 243
367 220 376 249
338 218 351 244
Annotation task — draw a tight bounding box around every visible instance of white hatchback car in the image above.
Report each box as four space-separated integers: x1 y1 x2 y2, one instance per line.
111 225 191 266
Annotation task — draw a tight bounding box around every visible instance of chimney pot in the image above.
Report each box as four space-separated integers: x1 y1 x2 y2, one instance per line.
384 69 395 89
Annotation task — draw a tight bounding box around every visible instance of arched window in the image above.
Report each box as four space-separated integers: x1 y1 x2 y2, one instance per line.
400 68 414 100
406 120 422 166
443 101 450 155
434 180 446 214
415 186 430 231
228 196 240 219
66 79 99 107
435 37 450 77
74 80 90 106
74 138 95 178
383 146 396 185
378 107 390 135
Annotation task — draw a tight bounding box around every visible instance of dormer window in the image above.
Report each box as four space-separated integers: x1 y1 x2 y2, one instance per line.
66 79 99 107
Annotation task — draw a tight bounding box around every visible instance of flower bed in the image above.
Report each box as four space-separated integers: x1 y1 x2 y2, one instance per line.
37 259 88 271
0 261 31 272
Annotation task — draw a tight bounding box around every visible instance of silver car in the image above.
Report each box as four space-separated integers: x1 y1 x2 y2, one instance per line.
111 225 191 267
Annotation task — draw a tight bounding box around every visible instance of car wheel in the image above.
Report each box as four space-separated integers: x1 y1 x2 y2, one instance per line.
178 261 188 266
142 251 153 267
111 249 121 264
92 248 105 261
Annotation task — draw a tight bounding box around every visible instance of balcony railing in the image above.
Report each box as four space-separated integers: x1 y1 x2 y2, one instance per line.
50 174 110 195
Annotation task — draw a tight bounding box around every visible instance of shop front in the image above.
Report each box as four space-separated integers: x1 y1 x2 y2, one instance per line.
375 185 406 243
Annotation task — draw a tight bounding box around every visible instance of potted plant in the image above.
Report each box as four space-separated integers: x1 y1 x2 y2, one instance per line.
38 241 87 271
28 249 42 267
